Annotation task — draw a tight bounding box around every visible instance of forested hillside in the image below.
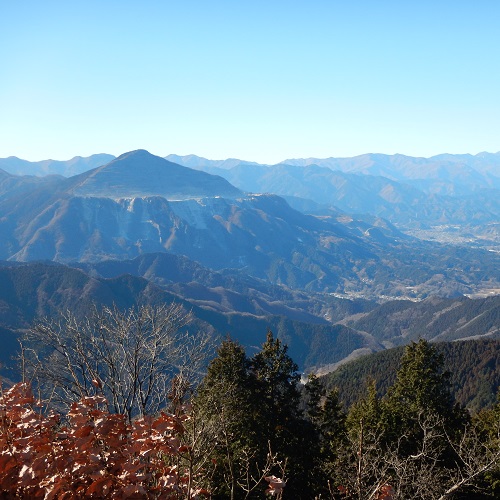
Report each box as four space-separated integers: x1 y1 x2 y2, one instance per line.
322 339 500 411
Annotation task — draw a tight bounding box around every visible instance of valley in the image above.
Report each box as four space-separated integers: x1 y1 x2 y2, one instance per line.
0 149 499 381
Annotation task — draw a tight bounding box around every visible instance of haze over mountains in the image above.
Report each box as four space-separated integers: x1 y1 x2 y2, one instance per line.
5 150 500 191
3 150 499 243
1 148 499 378
1 149 498 298
0 154 115 177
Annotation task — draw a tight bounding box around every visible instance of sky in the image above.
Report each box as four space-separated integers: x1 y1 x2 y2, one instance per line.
1 1 499 164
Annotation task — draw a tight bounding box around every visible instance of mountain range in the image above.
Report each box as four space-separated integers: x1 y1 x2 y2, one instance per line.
0 154 115 177
4 150 500 193
0 148 499 380
1 150 498 299
2 150 499 248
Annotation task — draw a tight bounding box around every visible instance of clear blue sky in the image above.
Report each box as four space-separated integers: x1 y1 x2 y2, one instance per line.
1 1 499 164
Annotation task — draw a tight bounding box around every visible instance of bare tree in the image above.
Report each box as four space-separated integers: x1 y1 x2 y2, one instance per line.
334 412 500 500
438 418 500 499
21 303 214 420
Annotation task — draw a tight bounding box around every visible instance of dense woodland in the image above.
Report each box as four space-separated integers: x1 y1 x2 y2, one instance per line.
1 305 499 499
323 339 500 412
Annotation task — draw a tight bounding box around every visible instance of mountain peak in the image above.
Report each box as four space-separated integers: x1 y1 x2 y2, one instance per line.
71 150 242 200
115 149 153 161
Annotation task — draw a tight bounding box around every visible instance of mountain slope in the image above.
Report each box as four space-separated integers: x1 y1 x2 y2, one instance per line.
0 261 370 375
1 188 499 298
202 162 500 228
70 150 242 199
343 295 500 346
76 252 374 324
322 339 500 411
279 152 500 193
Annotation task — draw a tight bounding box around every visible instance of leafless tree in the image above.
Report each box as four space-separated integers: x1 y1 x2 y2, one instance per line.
334 412 500 500
21 303 214 420
437 417 500 499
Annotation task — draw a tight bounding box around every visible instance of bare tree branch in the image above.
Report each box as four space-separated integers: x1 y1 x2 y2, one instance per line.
22 303 214 420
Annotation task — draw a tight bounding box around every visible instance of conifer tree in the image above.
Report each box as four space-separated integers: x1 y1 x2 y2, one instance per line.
251 330 317 498
341 379 386 498
194 339 261 499
384 338 465 450
320 388 347 473
305 375 347 495
386 339 454 417
305 373 324 424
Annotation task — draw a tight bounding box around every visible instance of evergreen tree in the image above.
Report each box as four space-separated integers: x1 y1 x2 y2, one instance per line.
304 374 346 495
386 339 454 417
381 340 467 498
346 378 384 439
313 384 347 495
251 330 317 498
321 388 347 465
251 330 302 438
341 379 386 498
194 339 261 499
384 338 465 449
305 373 324 424
473 390 500 497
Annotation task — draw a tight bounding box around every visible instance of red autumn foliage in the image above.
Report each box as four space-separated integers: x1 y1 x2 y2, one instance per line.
0 382 209 498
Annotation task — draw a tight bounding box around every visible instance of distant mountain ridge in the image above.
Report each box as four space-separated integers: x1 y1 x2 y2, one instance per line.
278 152 500 191
3 151 500 236
3 151 500 189
0 154 115 177
201 162 500 227
165 154 263 170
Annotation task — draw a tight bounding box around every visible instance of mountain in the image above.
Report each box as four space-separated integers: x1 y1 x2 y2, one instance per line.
0 260 371 377
75 252 374 324
70 149 243 199
1 150 499 298
2 148 499 406
168 152 500 236
5 150 500 194
1 259 499 385
2 188 498 299
0 154 115 177
279 152 500 193
190 162 500 228
165 154 263 170
0 169 65 203
342 295 500 346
